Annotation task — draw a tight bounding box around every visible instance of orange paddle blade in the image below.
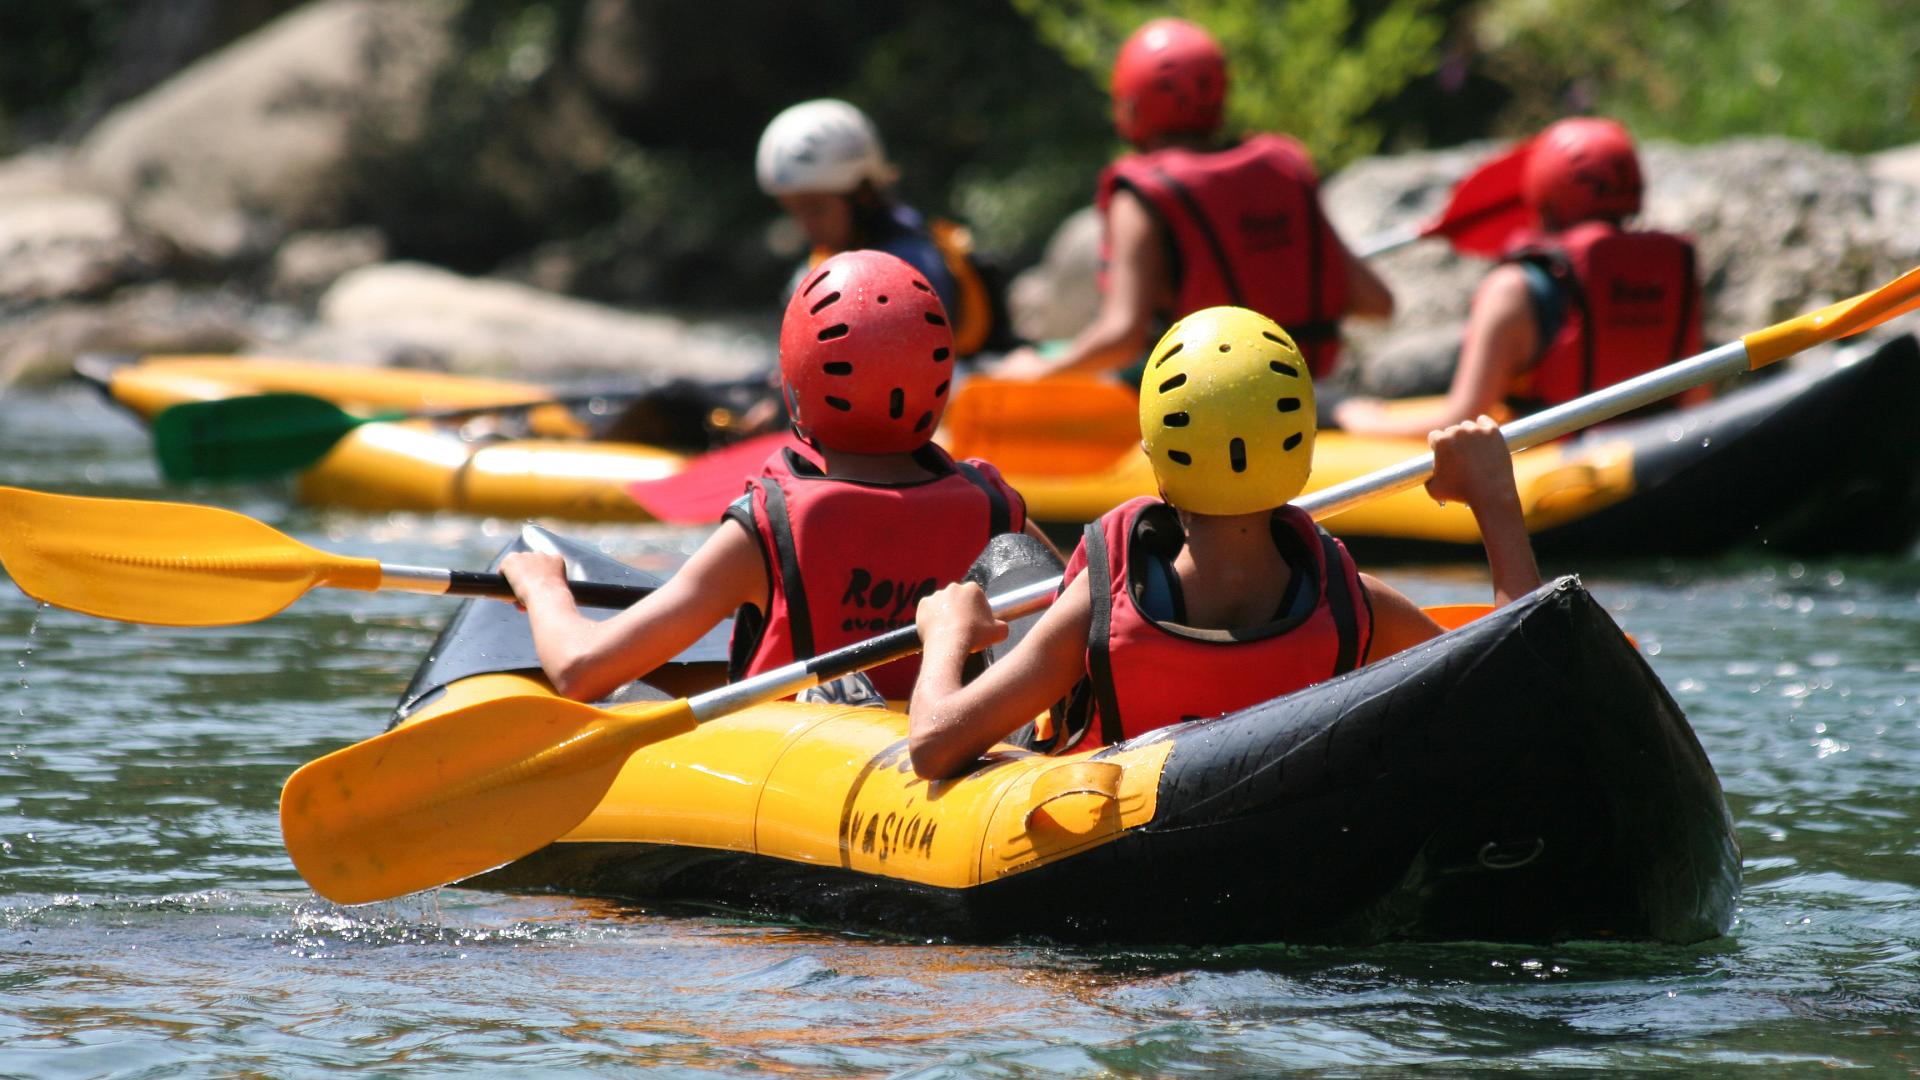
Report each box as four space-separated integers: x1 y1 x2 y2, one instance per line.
1743 266 1920 368
0 486 380 626
281 694 698 905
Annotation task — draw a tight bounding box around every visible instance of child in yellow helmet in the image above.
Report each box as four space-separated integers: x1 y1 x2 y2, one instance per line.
907 306 1541 780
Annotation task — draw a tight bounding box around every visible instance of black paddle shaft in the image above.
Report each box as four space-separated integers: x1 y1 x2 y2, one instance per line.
443 571 652 610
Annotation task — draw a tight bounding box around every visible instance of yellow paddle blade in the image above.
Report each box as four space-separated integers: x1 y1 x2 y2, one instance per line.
941 375 1140 476
0 486 380 626
280 694 698 905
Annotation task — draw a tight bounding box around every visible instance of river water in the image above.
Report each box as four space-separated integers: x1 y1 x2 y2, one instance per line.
2 384 1917 1076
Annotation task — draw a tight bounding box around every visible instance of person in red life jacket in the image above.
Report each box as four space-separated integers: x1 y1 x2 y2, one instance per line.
905 307 1541 781
502 250 1053 703
1333 117 1703 437
994 17 1392 384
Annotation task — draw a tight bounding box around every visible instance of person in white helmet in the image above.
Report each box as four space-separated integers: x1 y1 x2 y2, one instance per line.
756 98 963 328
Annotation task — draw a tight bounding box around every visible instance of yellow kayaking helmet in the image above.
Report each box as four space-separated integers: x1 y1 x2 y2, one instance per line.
1139 307 1316 516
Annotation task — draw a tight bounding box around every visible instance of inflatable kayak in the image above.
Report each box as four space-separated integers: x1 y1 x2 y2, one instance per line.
388 528 1739 946
956 334 1920 559
77 354 688 521
84 336 1920 557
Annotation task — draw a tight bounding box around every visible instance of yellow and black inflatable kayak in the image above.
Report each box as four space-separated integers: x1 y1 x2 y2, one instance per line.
85 335 1920 556
388 527 1739 946
78 354 688 521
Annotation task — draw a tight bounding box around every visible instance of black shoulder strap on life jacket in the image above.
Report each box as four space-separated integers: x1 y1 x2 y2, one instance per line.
1146 164 1247 307
1082 520 1126 745
1669 241 1698 362
951 459 1012 537
1306 178 1330 329
722 497 770 683
756 475 814 659
1316 525 1361 678
1513 244 1596 395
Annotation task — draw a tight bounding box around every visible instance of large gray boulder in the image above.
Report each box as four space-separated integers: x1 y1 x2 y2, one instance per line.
1007 205 1103 344
76 0 453 262
0 150 169 309
0 284 256 389
305 262 768 380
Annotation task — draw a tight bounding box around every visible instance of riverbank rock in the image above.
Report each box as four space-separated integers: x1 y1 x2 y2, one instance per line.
76 0 453 263
0 284 257 389
1006 206 1102 343
0 151 170 310
306 262 767 380
269 226 388 304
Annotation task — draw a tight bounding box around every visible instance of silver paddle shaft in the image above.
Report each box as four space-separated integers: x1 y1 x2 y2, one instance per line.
1297 340 1751 522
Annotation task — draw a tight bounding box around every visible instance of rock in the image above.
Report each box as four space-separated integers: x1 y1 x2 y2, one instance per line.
76 0 453 262
1868 142 1920 196
1006 205 1102 343
311 262 767 381
1640 138 1919 339
0 284 255 389
0 150 170 309
269 227 388 304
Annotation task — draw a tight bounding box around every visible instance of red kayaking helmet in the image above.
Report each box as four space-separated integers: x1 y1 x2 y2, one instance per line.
1523 117 1643 229
780 250 955 454
1111 18 1227 146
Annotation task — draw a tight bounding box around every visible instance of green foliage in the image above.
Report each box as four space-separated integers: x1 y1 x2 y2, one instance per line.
1479 0 1920 151
837 3 1113 258
1012 0 1446 169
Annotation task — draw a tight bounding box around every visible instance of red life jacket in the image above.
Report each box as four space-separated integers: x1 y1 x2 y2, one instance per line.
1097 134 1353 376
725 444 1026 699
1053 497 1372 752
1505 221 1702 409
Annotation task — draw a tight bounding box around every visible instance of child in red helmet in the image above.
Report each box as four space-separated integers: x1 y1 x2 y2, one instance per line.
1335 117 1704 436
504 250 1054 702
997 17 1393 382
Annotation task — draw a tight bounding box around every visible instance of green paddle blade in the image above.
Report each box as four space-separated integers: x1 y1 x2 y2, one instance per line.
152 393 379 483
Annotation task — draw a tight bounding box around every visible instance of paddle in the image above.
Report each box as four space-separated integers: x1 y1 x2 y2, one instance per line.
151 388 651 484
1355 137 1535 260
281 263 1920 906
0 487 652 625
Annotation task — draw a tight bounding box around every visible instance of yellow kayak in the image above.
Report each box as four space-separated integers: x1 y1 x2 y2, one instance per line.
386 526 1739 945
84 336 1920 556
82 354 685 521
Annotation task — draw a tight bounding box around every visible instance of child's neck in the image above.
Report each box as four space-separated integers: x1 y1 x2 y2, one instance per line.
1178 508 1282 566
1170 506 1293 631
817 446 936 484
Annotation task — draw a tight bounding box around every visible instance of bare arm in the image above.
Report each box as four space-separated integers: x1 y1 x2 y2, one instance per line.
1355 415 1542 662
501 518 768 702
908 576 1093 780
1338 231 1394 319
1334 264 1538 438
1360 572 1445 659
1425 416 1542 606
995 189 1163 380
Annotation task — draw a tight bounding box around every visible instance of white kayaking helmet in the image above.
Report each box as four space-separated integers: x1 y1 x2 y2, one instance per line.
755 99 897 196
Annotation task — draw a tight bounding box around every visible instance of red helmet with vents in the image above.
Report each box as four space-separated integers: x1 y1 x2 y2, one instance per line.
779 250 955 454
1523 117 1644 228
1110 18 1227 146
